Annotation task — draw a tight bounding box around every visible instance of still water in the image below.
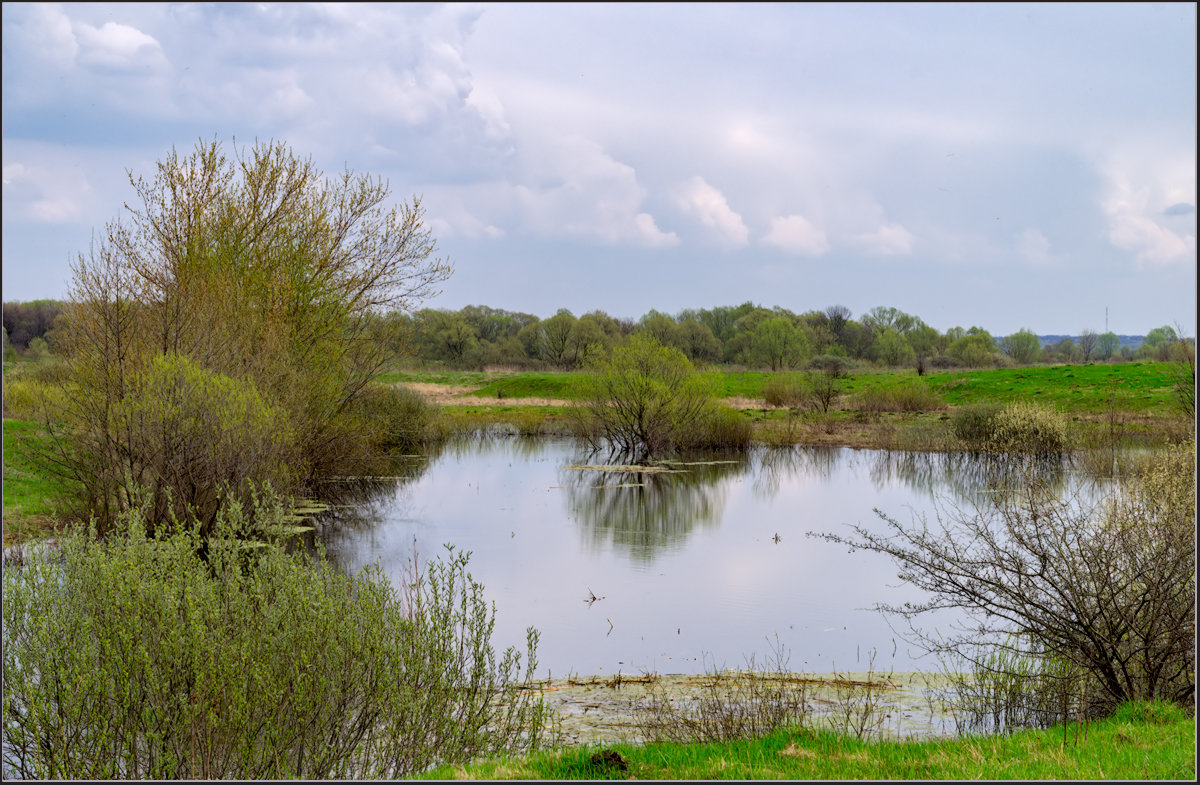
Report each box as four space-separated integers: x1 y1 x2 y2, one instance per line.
309 436 1093 680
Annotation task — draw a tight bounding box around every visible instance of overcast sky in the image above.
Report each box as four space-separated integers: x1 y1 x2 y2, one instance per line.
2 2 1195 336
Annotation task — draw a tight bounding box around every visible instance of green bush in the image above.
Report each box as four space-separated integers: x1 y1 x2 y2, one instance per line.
853 378 944 412
951 403 1004 449
349 382 438 451
761 374 806 408
2 501 550 779
679 404 753 451
952 402 1068 457
988 402 1069 457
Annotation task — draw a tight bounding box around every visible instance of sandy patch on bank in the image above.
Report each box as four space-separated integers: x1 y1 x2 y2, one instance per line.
402 383 774 410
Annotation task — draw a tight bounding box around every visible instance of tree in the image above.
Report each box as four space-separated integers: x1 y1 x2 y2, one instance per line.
1141 326 1179 361
949 327 996 367
873 327 915 366
1078 329 1099 362
746 316 810 370
52 138 451 531
1097 331 1120 361
575 333 719 461
1000 329 1042 365
814 443 1195 712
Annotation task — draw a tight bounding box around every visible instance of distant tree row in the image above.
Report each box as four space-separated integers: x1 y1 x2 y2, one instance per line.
3 296 1188 371
381 302 1189 371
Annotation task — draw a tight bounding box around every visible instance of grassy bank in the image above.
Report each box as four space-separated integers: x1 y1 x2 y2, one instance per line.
397 361 1189 450
420 700 1195 780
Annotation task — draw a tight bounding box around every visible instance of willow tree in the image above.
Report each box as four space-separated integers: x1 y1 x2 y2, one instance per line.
51 138 451 533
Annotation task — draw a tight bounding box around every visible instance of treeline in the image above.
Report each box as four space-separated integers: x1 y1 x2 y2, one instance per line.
388 303 1187 370
4 297 1188 370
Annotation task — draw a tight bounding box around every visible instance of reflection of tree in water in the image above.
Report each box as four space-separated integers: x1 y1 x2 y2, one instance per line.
564 454 750 564
868 451 1074 509
749 445 840 498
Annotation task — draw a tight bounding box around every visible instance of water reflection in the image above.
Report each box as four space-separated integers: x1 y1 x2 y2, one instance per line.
562 457 750 563
866 451 1071 509
305 438 1113 679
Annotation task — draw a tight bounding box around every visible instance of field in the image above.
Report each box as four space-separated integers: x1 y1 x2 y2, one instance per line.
383 361 1182 413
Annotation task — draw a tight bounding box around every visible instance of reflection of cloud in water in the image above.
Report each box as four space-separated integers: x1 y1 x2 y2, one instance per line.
564 456 750 564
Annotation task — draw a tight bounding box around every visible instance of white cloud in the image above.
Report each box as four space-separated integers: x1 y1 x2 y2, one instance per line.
20 4 79 68
675 176 749 248
849 222 915 256
762 215 829 256
512 135 677 248
74 20 167 71
1015 228 1057 266
1097 147 1196 268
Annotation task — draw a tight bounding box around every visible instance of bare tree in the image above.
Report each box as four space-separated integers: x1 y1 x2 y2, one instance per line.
811 445 1195 711
1078 329 1099 362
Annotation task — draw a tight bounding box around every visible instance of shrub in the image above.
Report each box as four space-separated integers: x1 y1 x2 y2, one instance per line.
574 333 724 461
348 382 438 451
678 404 753 451
987 402 1068 457
816 441 1195 715
853 378 944 413
2 501 550 779
81 353 298 536
762 374 806 408
951 403 1003 450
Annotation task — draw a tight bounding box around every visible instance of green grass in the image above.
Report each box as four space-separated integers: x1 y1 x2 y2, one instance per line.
419 700 1195 780
2 418 70 545
924 362 1177 413
386 362 1182 417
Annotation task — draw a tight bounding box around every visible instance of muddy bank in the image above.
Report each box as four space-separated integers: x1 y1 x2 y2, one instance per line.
519 672 960 747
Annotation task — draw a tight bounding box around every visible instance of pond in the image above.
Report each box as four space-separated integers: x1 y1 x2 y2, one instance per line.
306 436 1101 683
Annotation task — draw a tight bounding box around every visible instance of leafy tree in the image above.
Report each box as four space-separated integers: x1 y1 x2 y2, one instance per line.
575 333 719 461
1000 329 1042 365
1047 337 1080 364
1097 331 1120 361
51 137 451 531
949 327 996 367
873 327 915 366
747 316 810 370
1140 326 1179 361
677 317 722 363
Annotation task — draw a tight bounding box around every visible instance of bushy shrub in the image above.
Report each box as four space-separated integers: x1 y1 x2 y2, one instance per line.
678 404 753 451
575 333 728 460
988 402 1069 457
761 374 806 408
853 378 944 412
96 353 297 534
348 382 437 451
952 402 1068 457
2 501 550 779
951 403 1004 450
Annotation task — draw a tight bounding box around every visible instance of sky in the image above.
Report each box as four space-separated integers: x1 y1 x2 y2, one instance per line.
2 2 1196 337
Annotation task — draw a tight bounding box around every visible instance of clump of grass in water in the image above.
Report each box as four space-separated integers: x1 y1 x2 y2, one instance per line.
632 643 811 744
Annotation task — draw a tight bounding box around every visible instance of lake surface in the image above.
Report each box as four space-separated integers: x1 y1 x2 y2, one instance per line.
309 436 1096 681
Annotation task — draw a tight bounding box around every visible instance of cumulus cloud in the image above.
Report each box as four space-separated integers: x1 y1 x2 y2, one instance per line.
1015 228 1057 266
762 214 829 256
675 176 749 248
1 151 93 224
512 135 677 247
848 221 915 256
74 20 167 71
1098 148 1196 268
